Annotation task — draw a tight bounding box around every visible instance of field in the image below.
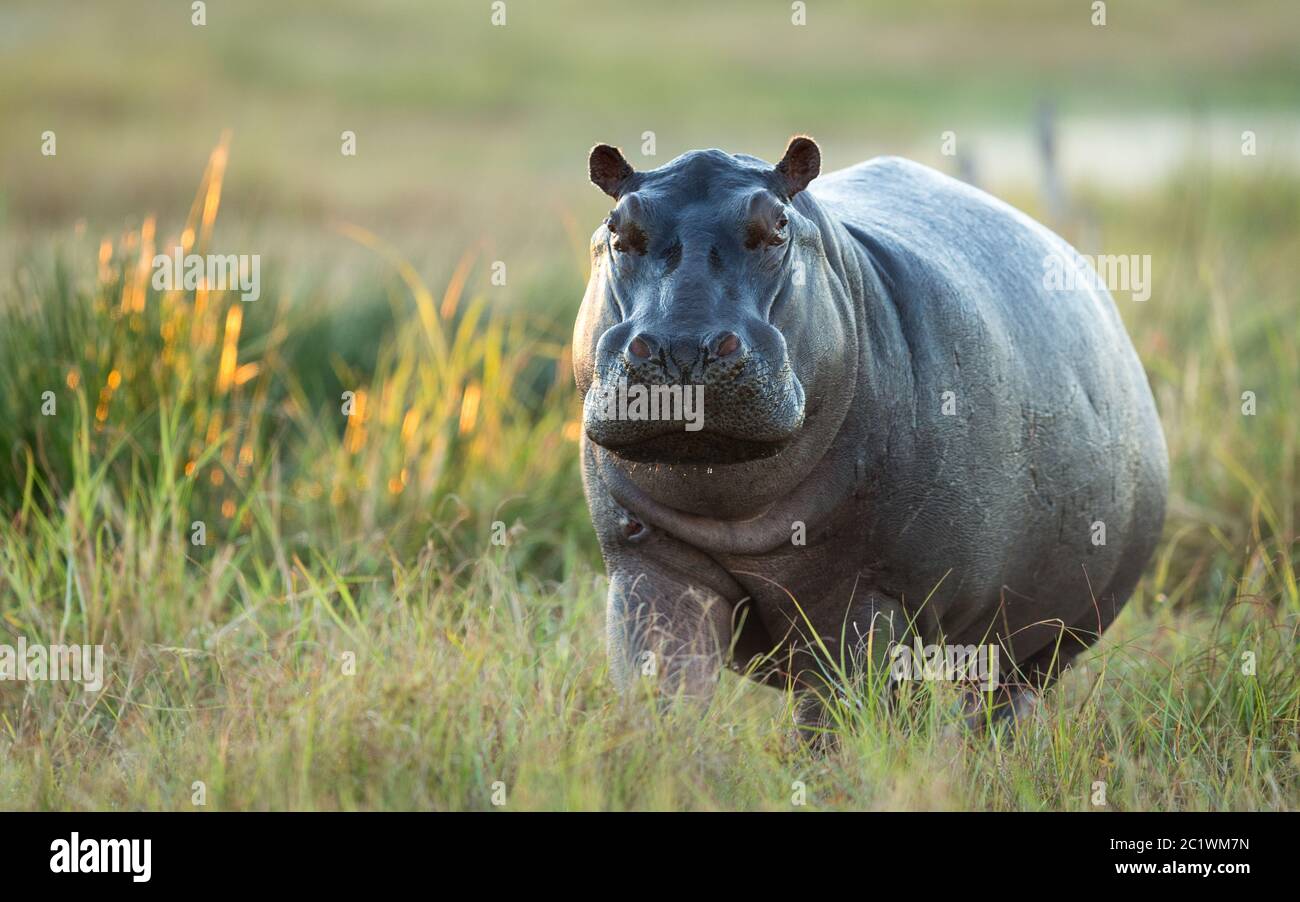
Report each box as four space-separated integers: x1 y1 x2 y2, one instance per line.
0 0 1297 810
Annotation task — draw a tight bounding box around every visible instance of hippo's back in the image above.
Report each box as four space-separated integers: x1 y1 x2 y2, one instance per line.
811 157 1168 680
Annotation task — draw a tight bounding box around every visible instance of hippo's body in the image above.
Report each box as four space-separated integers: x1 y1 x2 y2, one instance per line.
575 139 1167 724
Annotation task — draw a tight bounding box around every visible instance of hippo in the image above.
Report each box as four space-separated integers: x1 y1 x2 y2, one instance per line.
574 136 1168 732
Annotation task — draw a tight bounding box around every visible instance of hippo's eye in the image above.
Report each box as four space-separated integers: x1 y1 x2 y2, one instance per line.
746 213 789 250
768 216 789 247
608 221 647 255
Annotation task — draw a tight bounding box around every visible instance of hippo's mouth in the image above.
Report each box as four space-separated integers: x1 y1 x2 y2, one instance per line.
581 372 805 465
600 430 792 465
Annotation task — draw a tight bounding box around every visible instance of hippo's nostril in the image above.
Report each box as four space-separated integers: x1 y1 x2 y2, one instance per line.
713 332 742 358
628 335 653 360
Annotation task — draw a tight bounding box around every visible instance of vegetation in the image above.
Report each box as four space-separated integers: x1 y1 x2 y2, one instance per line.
1 143 1296 809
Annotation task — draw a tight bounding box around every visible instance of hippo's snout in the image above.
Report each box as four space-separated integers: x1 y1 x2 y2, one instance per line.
583 322 806 465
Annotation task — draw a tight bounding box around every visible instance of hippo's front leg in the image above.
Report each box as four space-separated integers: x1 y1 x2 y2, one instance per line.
790 587 908 744
584 444 747 701
605 559 734 700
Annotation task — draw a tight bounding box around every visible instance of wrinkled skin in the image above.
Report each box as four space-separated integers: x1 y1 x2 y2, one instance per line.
574 137 1168 730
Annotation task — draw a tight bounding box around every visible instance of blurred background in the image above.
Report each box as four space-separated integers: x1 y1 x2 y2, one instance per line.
4 0 1299 257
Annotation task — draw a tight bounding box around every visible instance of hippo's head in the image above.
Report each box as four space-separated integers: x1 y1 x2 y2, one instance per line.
574 137 858 515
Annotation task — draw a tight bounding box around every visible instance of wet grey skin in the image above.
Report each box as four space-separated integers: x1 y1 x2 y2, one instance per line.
574 136 1168 732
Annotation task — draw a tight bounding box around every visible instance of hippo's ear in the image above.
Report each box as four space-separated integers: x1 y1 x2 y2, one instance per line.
589 144 635 199
774 135 821 199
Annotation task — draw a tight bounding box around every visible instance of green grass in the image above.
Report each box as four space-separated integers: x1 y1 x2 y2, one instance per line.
1 140 1297 810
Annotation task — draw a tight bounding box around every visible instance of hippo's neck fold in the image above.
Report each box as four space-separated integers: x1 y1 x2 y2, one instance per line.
595 442 859 557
